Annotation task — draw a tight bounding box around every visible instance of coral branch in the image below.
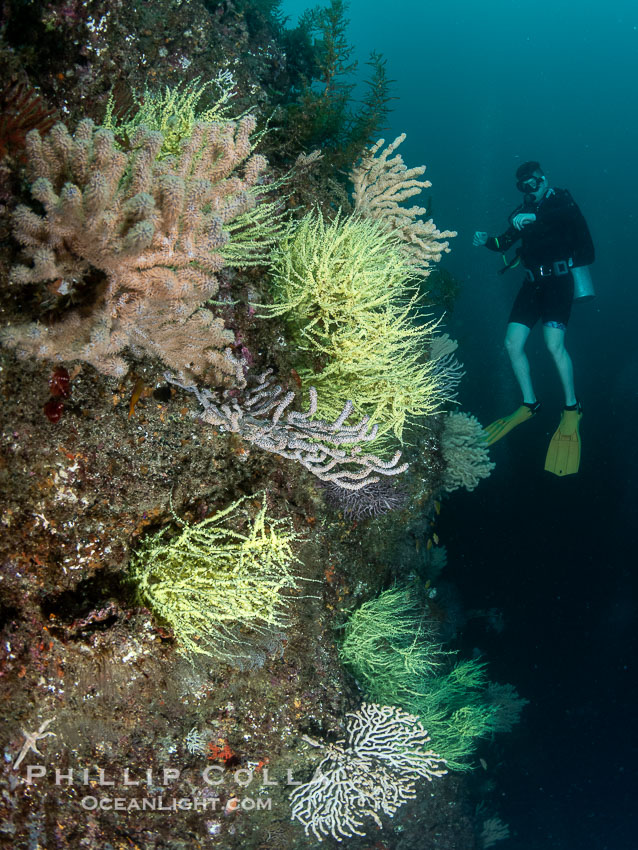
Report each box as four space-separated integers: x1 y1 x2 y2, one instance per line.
290 703 446 842
266 211 451 441
441 412 495 492
430 333 465 401
2 116 282 385
351 134 456 276
129 497 301 661
320 478 407 521
167 369 409 490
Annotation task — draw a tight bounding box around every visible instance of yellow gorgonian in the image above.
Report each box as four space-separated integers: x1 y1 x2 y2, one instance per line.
267 210 450 443
103 74 238 158
129 497 301 661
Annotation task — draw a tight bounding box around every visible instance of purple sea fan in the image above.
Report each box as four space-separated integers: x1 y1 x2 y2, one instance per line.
321 479 408 521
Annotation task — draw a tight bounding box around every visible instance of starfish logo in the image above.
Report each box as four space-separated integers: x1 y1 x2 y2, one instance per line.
12 717 56 771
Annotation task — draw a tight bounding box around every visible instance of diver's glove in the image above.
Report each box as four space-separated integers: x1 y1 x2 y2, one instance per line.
483 401 541 446
512 213 536 230
473 231 488 246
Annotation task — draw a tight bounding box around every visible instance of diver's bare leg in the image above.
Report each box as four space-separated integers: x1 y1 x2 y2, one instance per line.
542 324 577 407
504 321 536 403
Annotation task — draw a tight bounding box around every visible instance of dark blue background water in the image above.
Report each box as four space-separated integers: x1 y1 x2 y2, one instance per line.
282 2 638 846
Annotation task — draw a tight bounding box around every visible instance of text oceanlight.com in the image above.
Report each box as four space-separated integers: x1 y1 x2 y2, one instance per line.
80 796 272 812
21 765 297 813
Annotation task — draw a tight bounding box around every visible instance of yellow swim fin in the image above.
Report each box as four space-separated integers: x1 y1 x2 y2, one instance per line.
544 406 582 476
483 402 540 446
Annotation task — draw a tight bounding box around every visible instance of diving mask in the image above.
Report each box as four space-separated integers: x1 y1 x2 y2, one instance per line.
517 174 545 194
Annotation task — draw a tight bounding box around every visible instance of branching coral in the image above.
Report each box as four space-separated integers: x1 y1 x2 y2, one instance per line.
484 682 529 733
430 334 465 400
264 211 411 327
340 586 447 699
129 496 301 661
290 702 446 842
2 116 283 384
266 210 452 441
480 816 511 848
441 412 495 493
167 369 408 491
412 660 507 771
341 585 526 771
351 133 456 277
262 140 460 442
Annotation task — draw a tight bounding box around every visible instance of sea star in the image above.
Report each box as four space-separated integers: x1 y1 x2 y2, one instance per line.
12 718 56 770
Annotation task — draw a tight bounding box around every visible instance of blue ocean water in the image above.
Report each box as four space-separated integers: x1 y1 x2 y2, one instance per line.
281 1 638 847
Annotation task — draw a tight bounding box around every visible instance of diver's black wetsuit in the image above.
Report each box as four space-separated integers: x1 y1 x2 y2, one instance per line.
486 188 594 329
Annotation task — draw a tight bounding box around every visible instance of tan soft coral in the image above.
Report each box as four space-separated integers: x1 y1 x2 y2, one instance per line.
351 133 456 277
3 116 277 386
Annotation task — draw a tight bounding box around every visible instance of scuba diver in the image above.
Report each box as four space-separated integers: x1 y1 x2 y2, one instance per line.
473 161 595 475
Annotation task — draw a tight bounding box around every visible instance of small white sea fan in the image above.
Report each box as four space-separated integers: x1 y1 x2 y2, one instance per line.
321 479 408 521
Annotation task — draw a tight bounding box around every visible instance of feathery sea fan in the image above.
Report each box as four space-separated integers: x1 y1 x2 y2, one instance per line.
0 80 56 160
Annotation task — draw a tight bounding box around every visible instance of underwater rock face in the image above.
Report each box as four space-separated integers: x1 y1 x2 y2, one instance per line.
0 3 483 848
0 0 285 127
0 358 474 849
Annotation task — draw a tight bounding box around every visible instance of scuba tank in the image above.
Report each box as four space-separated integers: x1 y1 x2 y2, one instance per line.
571 265 595 302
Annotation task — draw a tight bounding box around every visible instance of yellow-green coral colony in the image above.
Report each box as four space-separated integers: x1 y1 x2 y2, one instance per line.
129 497 302 661
265 211 414 329
266 210 450 442
340 585 526 771
102 74 238 159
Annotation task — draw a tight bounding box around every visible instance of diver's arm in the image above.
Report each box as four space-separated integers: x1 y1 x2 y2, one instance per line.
536 190 583 230
485 226 520 253
539 190 595 264
572 204 595 264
